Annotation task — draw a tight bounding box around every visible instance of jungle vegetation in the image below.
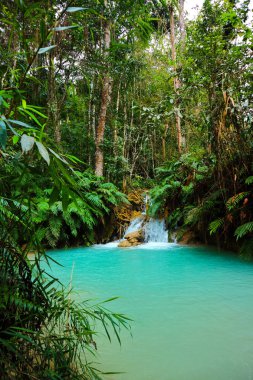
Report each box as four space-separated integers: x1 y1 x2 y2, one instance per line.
0 0 253 378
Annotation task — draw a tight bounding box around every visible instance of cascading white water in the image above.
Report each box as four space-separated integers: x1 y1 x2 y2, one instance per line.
124 216 144 236
142 193 150 214
124 216 168 243
144 218 168 243
119 192 170 245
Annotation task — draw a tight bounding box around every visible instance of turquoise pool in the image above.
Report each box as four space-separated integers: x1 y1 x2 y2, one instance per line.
46 243 253 380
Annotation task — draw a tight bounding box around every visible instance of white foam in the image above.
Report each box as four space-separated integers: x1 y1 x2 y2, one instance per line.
144 218 168 243
93 241 121 248
134 242 177 249
124 216 144 236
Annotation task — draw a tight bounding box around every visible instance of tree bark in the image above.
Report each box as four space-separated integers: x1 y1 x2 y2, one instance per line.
95 19 112 177
113 81 121 158
48 52 61 144
169 4 182 154
179 0 186 44
162 122 169 161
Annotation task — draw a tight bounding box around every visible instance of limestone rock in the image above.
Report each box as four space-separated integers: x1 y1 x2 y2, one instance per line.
124 229 144 241
118 228 144 248
118 239 131 248
118 239 133 248
118 239 142 248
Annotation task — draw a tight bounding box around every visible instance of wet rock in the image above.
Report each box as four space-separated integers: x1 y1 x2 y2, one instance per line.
124 229 144 241
118 239 142 248
118 239 133 248
118 228 144 248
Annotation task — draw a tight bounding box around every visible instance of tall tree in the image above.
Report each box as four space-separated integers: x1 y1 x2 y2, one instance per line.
168 0 185 154
95 1 112 177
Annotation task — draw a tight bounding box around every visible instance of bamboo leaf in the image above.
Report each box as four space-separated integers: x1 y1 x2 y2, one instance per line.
0 120 7 149
22 99 27 109
38 45 57 54
20 134 35 153
53 25 78 31
66 7 87 12
35 141 50 165
48 148 68 164
12 135 19 145
20 108 42 127
7 119 34 129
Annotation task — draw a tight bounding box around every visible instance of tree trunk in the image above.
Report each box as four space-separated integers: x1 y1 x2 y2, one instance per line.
169 5 182 154
95 19 112 177
122 82 128 188
48 52 61 144
179 0 186 44
162 123 169 161
113 81 121 158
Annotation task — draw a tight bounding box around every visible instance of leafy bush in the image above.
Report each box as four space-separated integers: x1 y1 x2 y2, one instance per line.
0 230 129 380
0 93 130 378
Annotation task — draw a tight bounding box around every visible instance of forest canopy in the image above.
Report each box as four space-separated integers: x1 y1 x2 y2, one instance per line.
0 0 253 378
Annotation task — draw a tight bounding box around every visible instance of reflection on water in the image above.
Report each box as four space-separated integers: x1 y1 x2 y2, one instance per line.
46 244 253 380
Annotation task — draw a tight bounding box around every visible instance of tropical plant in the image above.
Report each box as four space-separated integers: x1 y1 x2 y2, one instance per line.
0 215 129 380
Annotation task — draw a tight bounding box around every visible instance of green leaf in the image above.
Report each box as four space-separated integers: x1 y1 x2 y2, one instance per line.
38 45 57 54
35 141 50 165
235 222 253 240
0 120 7 150
49 186 60 205
22 99 27 109
7 119 34 129
48 148 68 164
65 154 84 164
3 119 18 135
62 186 69 212
53 25 78 31
0 95 10 109
21 134 35 153
12 135 19 145
209 218 224 235
245 176 253 185
66 7 87 12
20 108 42 127
40 19 47 41
226 192 249 211
26 105 47 119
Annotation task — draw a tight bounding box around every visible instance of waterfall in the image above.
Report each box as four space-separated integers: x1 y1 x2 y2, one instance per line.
123 214 168 245
116 192 172 246
124 216 168 243
142 193 150 214
144 218 168 243
124 216 144 236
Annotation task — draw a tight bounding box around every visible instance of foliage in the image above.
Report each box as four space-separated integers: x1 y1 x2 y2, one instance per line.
0 112 129 378
31 172 128 247
0 220 129 380
0 49 129 380
235 222 253 240
1 0 253 375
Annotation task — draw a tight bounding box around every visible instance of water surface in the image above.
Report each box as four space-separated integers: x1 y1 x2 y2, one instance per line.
47 243 253 380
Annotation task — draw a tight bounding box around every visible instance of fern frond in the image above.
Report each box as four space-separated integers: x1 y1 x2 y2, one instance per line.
235 221 253 240
37 200 50 212
245 176 253 185
49 217 62 240
50 201 63 215
148 200 163 217
209 218 224 235
185 206 202 226
239 238 253 260
226 192 249 211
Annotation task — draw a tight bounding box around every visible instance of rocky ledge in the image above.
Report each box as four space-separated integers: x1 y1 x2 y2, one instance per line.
118 229 144 248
